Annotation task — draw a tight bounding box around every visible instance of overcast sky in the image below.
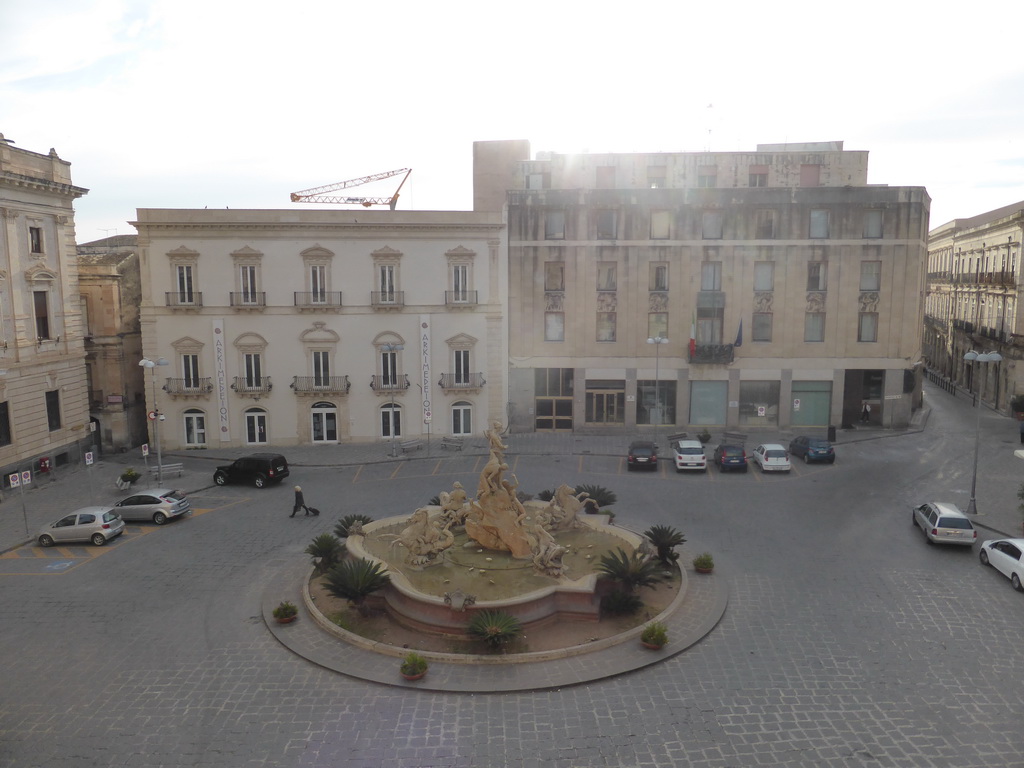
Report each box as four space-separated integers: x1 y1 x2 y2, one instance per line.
2 0 1022 244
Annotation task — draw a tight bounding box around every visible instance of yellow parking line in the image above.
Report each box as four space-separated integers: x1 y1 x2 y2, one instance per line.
351 464 364 483
430 459 444 475
389 463 404 479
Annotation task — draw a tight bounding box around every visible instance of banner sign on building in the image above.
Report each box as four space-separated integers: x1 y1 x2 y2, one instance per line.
420 315 431 424
213 318 231 441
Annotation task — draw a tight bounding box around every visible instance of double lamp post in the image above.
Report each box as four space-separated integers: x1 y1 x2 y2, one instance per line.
139 357 169 485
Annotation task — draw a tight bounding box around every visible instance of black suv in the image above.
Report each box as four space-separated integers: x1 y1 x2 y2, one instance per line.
213 453 290 488
626 440 659 471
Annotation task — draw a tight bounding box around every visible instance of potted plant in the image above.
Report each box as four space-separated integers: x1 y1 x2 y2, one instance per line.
400 652 429 681
272 600 299 624
692 552 714 574
117 467 141 490
697 428 712 444
640 620 668 650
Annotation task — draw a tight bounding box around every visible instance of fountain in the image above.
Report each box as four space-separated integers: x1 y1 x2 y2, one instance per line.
344 422 646 635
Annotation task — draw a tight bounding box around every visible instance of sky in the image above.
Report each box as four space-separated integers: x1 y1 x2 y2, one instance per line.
2 0 1023 243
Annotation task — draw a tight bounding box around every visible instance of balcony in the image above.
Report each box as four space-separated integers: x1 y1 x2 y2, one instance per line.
371 291 405 310
163 377 214 399
231 376 273 398
690 343 735 365
370 374 410 394
294 292 343 311
165 291 203 310
926 271 950 283
229 292 266 311
953 319 976 334
445 290 478 307
952 272 1017 287
438 372 486 393
290 375 351 396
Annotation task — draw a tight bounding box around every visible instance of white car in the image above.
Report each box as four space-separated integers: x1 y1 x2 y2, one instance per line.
672 440 707 472
979 538 1024 591
38 507 125 547
911 502 976 546
751 444 791 472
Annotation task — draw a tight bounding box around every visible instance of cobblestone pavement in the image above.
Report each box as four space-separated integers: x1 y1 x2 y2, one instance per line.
1 381 1022 767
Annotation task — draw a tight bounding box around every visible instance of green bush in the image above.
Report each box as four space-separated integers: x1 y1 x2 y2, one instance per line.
334 514 374 538
305 533 344 575
272 600 297 619
595 548 666 592
600 590 643 616
641 621 668 647
324 558 390 615
643 525 686 566
467 610 523 649
692 552 714 571
400 652 429 676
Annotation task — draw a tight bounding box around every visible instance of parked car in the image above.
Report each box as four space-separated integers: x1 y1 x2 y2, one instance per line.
673 439 707 472
911 502 977 546
788 435 835 464
113 488 191 525
751 444 792 473
213 453 290 488
626 440 659 471
713 443 747 472
38 507 125 547
979 538 1024 591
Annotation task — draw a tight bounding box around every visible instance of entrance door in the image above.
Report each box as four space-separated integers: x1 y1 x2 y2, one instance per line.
245 409 267 444
183 409 206 446
381 403 401 438
585 380 625 425
535 398 573 431
452 401 472 436
311 402 338 443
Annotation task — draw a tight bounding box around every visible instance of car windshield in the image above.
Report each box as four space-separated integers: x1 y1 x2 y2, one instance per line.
938 517 973 529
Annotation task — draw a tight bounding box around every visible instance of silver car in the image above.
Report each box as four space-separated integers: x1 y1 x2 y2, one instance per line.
911 502 976 546
113 488 191 525
38 507 125 547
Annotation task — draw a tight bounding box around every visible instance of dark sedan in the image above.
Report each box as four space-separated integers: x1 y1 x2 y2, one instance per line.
788 436 835 464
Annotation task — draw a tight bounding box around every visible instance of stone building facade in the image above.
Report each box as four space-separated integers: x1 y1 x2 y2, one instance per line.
475 140 929 433
924 201 1024 410
132 209 507 449
0 133 92 483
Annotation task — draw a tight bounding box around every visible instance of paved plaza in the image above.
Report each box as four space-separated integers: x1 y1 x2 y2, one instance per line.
0 381 1022 767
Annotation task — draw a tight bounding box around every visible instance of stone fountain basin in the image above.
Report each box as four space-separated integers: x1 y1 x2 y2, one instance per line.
348 510 644 635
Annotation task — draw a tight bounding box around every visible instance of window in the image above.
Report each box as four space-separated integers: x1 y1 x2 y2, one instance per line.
748 165 768 187
45 390 61 431
452 264 470 302
597 312 616 342
864 210 883 238
597 263 617 291
596 166 616 188
754 262 774 291
807 262 827 291
596 210 617 239
752 312 772 342
29 226 43 253
701 210 723 239
860 261 881 291
526 173 548 190
183 409 206 446
312 350 330 386
810 209 830 239
176 264 195 304
701 261 722 291
381 348 399 386
310 264 326 303
545 312 564 341
648 313 668 339
858 312 878 342
650 263 668 291
647 167 666 188
381 402 401 438
239 265 259 303
454 349 470 385
545 211 565 240
804 312 825 342
452 401 473 436
378 264 396 302
245 408 267 444
244 353 263 387
636 380 676 425
696 306 723 344
755 209 776 239
650 210 671 240
800 164 821 187
698 166 717 188
0 401 10 446
34 290 50 339
182 354 200 388
544 262 564 291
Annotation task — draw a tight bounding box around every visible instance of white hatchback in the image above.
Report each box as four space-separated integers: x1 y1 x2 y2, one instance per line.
979 539 1024 591
672 440 707 472
751 444 791 472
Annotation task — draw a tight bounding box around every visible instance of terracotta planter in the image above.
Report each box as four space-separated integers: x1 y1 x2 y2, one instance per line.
401 671 427 681
695 567 713 574
275 615 297 624
641 641 665 650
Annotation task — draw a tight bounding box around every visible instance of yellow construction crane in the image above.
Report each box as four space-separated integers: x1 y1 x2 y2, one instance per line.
289 168 412 209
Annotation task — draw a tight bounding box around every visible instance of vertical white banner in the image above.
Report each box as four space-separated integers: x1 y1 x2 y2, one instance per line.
213 318 231 441
420 315 431 424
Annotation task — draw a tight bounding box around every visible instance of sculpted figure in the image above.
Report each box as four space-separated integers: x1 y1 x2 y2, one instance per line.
547 483 586 530
484 421 507 459
439 481 469 526
383 508 455 566
526 519 566 577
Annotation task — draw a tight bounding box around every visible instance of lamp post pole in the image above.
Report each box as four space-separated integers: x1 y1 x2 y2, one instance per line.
646 335 668 429
964 350 1002 515
139 357 170 485
382 343 405 457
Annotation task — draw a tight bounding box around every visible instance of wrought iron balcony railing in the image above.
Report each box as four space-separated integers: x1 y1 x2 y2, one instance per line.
163 377 214 395
371 291 405 308
445 290 478 306
165 292 203 307
229 292 266 307
689 343 735 364
231 376 273 394
370 374 410 393
438 372 486 390
294 292 343 308
290 375 351 394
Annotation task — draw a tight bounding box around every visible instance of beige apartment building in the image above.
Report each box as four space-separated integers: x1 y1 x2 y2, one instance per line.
0 133 92 483
924 201 1024 410
475 140 930 433
132 209 507 449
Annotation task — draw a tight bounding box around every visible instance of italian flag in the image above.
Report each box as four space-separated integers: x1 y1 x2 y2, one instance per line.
689 311 696 359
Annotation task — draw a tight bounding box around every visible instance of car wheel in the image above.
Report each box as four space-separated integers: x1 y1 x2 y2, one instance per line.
254 474 267 488
828 457 835 464
980 549 989 565
91 533 107 546
804 454 810 464
153 512 167 525
911 512 917 528
38 534 54 547
214 472 228 486
1012 573 1022 591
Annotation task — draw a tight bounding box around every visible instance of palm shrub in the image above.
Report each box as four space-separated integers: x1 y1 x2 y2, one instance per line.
643 525 686 566
600 590 643 616
334 513 374 539
536 489 555 502
323 558 390 616
575 484 616 508
400 651 429 677
427 496 442 506
595 548 666 593
305 533 344 575
467 610 523 650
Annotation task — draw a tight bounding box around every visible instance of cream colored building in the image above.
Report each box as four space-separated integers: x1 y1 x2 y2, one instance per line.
475 140 929 432
0 133 92 480
924 201 1024 410
132 209 507 449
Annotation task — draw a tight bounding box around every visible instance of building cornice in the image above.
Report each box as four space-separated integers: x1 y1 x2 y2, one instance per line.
0 171 88 199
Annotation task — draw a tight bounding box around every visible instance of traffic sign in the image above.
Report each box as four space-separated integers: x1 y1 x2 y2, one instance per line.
8 473 19 488
85 452 94 466
21 470 31 485
142 444 149 457
148 411 158 421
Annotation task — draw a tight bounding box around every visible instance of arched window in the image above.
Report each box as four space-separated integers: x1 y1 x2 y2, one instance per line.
311 401 338 443
381 402 401 439
183 409 206 446
451 401 472 436
245 407 267 444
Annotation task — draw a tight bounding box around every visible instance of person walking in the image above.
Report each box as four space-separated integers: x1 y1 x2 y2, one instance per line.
290 485 308 517
1018 419 1024 445
860 401 871 424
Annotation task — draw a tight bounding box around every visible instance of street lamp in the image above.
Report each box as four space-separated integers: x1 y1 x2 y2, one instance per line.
139 357 170 484
381 343 405 457
646 335 669 427
963 350 1002 515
